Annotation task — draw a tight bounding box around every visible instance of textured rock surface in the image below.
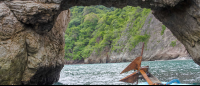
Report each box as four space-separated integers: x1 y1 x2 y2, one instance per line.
1 0 200 85
152 0 200 65
21 10 70 85
60 0 183 10
140 13 190 61
0 2 26 85
0 1 70 85
84 13 191 64
4 0 61 34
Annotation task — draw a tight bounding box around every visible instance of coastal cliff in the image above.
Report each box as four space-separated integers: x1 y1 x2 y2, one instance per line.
84 12 190 64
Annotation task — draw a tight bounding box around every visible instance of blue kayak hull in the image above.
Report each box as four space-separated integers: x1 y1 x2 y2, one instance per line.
138 82 191 85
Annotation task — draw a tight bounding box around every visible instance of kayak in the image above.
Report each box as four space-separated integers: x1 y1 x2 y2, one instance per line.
138 82 191 85
137 79 191 85
119 43 192 85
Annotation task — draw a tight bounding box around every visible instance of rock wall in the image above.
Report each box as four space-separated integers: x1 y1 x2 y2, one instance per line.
141 13 190 61
60 0 183 10
84 13 190 64
152 0 200 65
0 2 27 85
0 1 70 85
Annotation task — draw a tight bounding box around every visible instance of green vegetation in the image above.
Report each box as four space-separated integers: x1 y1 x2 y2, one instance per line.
65 5 151 60
161 25 166 35
128 34 150 51
170 40 177 47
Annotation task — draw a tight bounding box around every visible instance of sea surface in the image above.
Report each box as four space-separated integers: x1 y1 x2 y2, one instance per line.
53 60 200 85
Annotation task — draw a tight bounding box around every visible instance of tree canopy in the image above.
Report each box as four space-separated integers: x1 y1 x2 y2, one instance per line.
65 5 151 61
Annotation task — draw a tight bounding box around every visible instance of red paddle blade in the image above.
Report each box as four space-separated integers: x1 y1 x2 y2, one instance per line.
119 66 149 83
120 56 142 74
120 42 145 74
119 71 139 83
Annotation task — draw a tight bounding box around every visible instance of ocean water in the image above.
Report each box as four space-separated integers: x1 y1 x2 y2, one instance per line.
53 60 200 85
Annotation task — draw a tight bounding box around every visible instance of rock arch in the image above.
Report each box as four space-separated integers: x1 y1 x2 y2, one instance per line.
0 0 200 85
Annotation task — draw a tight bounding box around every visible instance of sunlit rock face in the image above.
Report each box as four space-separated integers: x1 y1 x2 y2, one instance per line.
152 0 200 65
1 0 200 85
138 13 190 61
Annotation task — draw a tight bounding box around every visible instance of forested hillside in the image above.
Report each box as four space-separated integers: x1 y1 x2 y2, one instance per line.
64 5 151 61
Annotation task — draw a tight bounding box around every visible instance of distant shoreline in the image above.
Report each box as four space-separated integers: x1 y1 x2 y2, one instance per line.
154 57 192 61
64 57 192 65
172 57 192 60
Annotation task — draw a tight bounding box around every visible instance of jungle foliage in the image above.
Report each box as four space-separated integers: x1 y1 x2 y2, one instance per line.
65 5 151 60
